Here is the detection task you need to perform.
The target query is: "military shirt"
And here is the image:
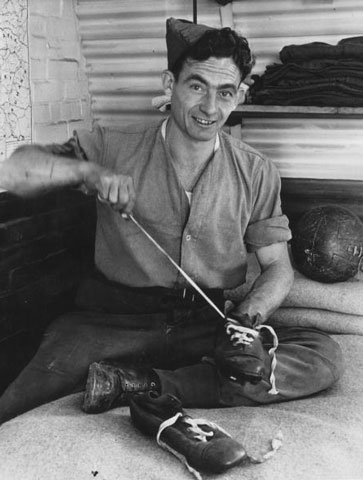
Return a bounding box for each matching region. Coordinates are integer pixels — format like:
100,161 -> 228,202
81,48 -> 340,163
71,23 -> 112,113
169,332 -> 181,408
75,119 -> 291,289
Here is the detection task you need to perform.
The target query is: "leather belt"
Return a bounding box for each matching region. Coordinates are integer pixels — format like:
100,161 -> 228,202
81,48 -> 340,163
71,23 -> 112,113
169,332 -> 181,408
139,286 -> 224,305
106,281 -> 224,305
91,270 -> 224,306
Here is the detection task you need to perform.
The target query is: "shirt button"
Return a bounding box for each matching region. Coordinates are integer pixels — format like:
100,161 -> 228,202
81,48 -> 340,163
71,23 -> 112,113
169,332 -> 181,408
186,234 -> 191,241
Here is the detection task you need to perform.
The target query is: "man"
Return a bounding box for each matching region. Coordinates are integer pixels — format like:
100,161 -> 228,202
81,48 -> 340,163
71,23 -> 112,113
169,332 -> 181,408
0,19 -> 343,425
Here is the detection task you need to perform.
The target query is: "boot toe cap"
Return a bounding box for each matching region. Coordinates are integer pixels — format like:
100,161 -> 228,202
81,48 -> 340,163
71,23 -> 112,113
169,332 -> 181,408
200,437 -> 247,472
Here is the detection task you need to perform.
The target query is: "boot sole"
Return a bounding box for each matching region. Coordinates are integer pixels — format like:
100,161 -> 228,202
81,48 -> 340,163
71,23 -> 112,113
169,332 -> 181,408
82,362 -> 108,413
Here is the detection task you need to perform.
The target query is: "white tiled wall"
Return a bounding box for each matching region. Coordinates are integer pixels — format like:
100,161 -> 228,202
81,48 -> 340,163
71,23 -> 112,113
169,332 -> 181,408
29,0 -> 92,144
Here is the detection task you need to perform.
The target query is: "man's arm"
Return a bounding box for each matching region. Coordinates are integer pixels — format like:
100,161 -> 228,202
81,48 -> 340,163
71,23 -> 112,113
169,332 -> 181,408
0,145 -> 135,213
229,242 -> 294,325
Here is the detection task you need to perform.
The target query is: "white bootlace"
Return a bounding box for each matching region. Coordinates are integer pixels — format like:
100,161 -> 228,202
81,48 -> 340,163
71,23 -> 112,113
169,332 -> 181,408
157,413 -> 222,444
156,411 -> 282,479
225,322 -> 259,345
226,320 -> 279,395
156,412 -> 228,480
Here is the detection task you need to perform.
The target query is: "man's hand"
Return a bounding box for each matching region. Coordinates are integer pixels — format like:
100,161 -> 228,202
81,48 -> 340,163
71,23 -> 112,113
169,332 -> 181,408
80,163 -> 136,214
224,300 -> 261,328
0,145 -> 136,211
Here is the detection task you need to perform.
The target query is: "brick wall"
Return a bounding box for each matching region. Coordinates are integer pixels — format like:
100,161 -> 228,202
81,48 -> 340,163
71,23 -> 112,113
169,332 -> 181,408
0,190 -> 96,393
29,0 -> 92,143
0,1 -> 94,392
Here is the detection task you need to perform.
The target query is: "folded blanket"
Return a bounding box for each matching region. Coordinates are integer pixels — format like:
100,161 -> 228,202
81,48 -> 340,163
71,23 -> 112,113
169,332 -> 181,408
282,275 -> 363,316
268,307 -> 363,335
1,335 -> 362,480
227,253 -> 363,316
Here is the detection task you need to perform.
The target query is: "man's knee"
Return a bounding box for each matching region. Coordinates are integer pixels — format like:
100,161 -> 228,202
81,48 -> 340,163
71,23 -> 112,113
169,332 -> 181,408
216,331 -> 345,406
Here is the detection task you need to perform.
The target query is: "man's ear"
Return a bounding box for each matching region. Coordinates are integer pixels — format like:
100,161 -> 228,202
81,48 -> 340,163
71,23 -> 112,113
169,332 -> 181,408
162,70 -> 175,96
237,82 -> 249,106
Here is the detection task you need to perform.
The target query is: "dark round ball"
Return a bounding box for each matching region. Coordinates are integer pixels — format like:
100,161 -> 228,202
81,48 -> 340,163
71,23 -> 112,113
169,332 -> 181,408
291,205 -> 363,283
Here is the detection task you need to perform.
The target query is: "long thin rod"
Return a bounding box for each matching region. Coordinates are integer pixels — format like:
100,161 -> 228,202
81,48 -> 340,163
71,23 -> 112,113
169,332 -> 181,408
128,214 -> 225,319
193,0 -> 197,23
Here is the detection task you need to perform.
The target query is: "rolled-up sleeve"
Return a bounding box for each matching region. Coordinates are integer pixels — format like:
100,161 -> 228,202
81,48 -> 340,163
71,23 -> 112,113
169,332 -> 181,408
245,215 -> 291,252
245,157 -> 291,251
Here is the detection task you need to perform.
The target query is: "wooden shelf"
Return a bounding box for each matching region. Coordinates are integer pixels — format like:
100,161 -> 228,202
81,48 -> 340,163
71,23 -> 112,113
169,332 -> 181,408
229,105 -> 363,120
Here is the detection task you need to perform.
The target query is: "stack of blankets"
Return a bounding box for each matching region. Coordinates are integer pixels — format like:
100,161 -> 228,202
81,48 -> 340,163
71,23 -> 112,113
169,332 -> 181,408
249,36 -> 363,107
227,252 -> 363,335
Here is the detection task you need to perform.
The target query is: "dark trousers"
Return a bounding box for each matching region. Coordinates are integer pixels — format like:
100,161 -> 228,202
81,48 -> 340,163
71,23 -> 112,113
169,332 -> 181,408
0,275 -> 344,424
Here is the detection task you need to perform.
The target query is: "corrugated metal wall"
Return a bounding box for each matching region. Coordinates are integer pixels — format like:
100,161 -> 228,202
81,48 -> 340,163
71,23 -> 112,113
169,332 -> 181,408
75,0 -> 221,125
231,0 -> 361,75
230,0 -> 363,180
75,0 -> 363,180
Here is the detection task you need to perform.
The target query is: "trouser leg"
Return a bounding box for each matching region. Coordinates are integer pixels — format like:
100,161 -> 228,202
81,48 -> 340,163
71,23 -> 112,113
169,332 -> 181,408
157,327 -> 344,407
155,306 -> 221,407
0,311 -> 167,424
0,302 -> 344,419
157,363 -> 221,407
0,304 -> 221,423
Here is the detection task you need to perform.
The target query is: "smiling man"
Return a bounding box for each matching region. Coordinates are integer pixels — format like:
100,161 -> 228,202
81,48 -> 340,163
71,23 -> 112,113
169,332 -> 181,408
165,56 -> 240,140
0,18 -> 343,431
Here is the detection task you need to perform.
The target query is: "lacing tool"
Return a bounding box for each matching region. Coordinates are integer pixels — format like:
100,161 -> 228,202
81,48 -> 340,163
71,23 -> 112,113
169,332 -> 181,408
125,213 -> 226,319
122,212 -> 279,394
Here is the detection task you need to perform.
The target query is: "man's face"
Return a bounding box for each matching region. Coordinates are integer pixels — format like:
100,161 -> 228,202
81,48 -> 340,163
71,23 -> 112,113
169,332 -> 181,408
165,56 -> 242,143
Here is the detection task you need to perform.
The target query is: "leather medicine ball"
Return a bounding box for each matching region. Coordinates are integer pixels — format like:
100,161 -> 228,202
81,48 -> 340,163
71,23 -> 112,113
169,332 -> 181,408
291,205 -> 363,283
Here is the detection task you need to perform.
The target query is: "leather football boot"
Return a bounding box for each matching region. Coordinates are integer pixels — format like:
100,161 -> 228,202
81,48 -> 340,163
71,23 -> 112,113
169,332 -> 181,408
214,314 -> 270,384
82,362 -> 160,414
129,391 -> 247,475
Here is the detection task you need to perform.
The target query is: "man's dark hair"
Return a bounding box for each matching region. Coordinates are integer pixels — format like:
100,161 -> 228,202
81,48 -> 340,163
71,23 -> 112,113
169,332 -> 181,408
170,27 -> 254,82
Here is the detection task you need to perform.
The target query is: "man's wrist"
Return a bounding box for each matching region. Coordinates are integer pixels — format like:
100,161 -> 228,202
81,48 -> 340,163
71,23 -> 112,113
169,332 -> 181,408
78,161 -> 101,192
227,306 -> 264,328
